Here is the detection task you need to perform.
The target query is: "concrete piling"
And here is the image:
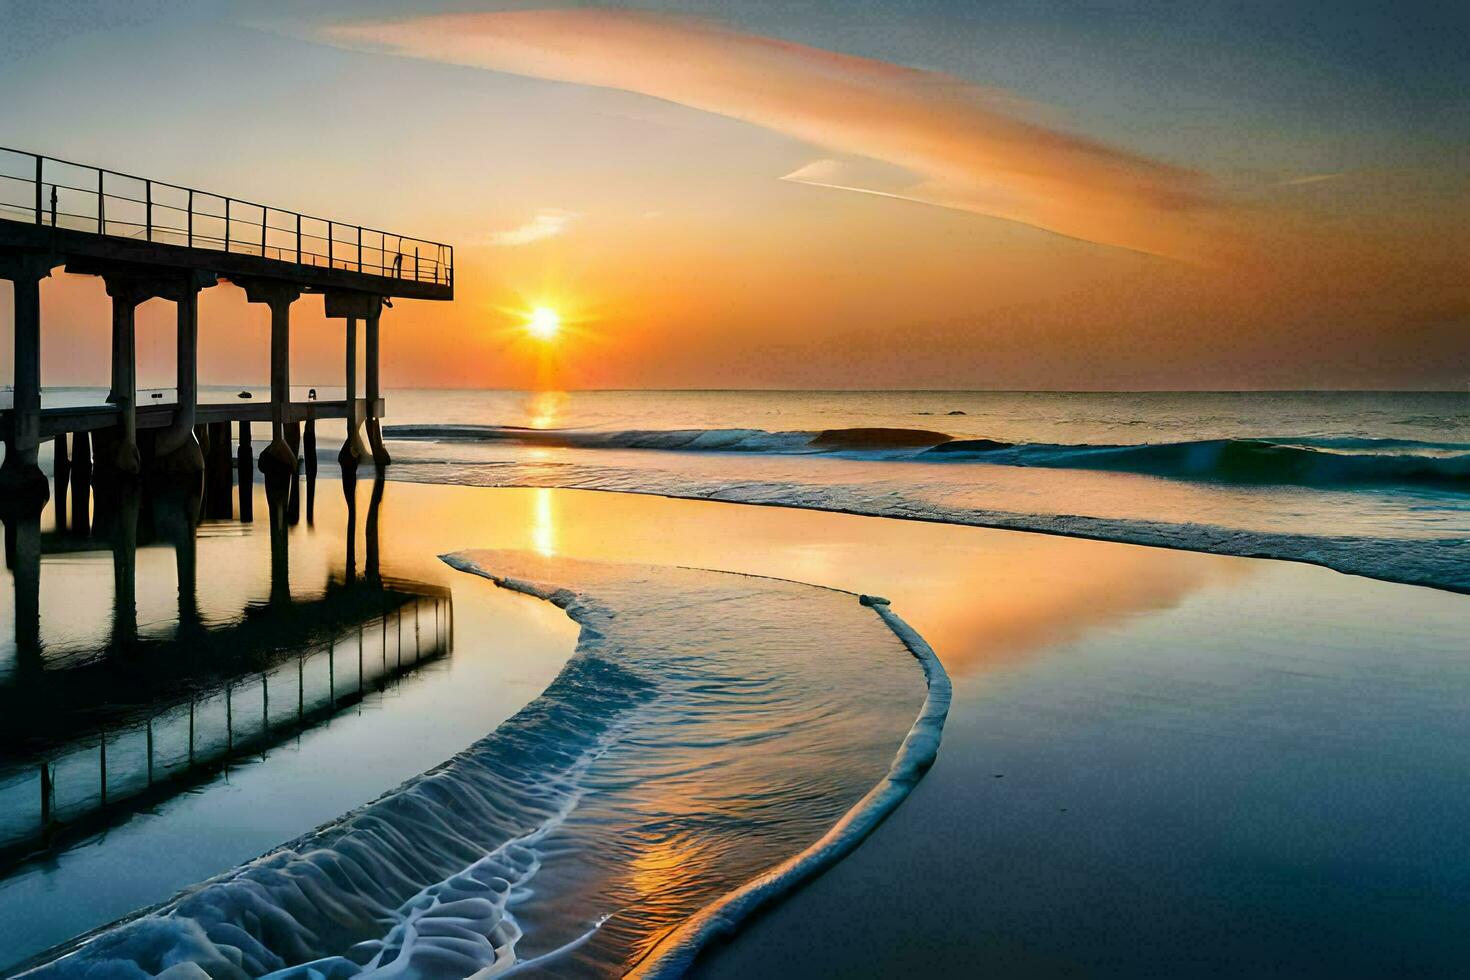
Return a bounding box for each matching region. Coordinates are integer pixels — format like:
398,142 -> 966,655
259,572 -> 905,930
237,421 -> 255,523
206,420 -> 233,519
284,421 -> 302,526
53,434 -> 70,533
70,430 -> 92,535
0,254 -> 52,505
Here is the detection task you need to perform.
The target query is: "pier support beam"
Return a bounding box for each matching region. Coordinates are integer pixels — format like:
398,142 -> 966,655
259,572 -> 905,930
323,291 -> 374,466
205,420 -> 233,519
102,280 -> 144,478
0,251 -> 55,507
237,421 -> 255,523
70,430 -> 92,535
365,304 -> 390,467
240,279 -> 303,484
342,316 -> 370,464
67,261 -> 218,481
154,271 -> 217,477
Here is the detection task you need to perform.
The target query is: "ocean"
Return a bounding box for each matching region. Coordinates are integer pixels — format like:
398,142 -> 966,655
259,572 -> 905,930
372,389 -> 1469,591
6,388 -> 1468,975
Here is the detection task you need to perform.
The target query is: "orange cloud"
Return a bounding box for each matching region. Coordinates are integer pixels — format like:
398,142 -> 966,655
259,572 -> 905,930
326,9 -> 1236,262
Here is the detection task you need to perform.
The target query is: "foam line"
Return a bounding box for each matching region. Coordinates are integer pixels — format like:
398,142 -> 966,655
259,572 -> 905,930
627,596 -> 952,978
385,424 -> 1470,491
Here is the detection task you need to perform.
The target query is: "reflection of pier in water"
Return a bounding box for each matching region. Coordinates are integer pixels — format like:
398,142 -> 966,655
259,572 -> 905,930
0,461 -> 455,865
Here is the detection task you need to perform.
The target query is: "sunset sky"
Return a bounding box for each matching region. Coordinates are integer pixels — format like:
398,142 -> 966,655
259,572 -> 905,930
1,0 -> 1466,390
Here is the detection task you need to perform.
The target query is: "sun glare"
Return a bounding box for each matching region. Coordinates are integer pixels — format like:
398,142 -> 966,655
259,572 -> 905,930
527,306 -> 561,340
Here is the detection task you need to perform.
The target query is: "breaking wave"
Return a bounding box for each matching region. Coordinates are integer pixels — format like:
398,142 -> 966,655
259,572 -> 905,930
385,425 -> 1469,492
924,436 -> 1470,490
20,554 -> 942,978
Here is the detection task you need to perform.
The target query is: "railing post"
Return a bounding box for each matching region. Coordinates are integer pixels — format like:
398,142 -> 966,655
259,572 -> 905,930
224,198 -> 231,252
414,247 -> 419,282
357,225 -> 362,272
50,186 -> 57,227
145,180 -> 152,241
261,206 -> 268,257
187,189 -> 194,247
33,155 -> 42,224
98,170 -> 105,233
327,220 -> 334,269
296,213 -> 302,264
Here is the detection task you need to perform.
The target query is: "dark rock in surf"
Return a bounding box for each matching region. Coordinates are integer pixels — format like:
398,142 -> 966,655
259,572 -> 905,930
924,438 -> 1014,454
810,428 -> 952,450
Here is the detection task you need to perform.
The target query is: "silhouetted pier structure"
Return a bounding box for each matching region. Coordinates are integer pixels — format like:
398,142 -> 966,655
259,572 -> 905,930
0,145 -> 454,505
0,466 -> 455,865
0,587 -> 451,863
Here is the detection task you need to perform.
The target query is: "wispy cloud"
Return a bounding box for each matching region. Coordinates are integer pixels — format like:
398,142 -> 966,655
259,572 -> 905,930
482,209 -> 580,246
1276,172 -> 1347,187
325,10 -> 1237,262
781,159 -> 955,211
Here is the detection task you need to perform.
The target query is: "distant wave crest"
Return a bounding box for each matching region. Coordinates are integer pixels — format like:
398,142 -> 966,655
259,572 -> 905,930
385,425 -> 1469,492
924,436 -> 1470,489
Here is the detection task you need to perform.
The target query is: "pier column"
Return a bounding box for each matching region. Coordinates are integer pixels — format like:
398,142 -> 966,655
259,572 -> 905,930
70,430 -> 92,534
154,271 -> 216,476
0,251 -> 54,505
240,280 -> 303,482
340,316 -> 370,464
323,291 -> 374,465
365,304 -> 390,467
237,421 -> 255,523
205,420 -> 233,519
53,434 -> 70,533
102,279 -> 145,477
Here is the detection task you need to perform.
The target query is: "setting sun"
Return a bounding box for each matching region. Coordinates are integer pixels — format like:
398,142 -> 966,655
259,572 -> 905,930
527,306 -> 561,341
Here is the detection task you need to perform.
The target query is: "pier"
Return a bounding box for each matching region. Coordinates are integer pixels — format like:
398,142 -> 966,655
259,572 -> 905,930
0,459 -> 455,863
0,146 -> 454,503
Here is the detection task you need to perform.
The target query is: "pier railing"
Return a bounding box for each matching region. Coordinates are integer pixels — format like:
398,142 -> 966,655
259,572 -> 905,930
0,147 -> 453,287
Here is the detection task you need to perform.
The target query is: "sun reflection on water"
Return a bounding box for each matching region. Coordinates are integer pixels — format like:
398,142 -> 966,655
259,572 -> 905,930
526,390 -> 567,430
533,487 -> 558,557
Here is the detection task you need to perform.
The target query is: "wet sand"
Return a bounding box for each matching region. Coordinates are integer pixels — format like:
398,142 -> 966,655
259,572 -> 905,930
356,485 -> 1470,977
263,484 -> 1470,975
6,481 -> 1466,974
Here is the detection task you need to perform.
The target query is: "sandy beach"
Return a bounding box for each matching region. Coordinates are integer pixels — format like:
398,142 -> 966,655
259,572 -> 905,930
4,464 -> 1469,976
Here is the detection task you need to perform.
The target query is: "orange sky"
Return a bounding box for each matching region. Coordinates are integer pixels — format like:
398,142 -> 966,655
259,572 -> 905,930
2,4 -> 1466,390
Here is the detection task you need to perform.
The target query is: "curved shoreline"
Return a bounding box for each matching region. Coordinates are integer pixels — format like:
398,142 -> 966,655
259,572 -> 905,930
19,548 -> 944,978
448,558 -> 953,979
627,598 -> 952,979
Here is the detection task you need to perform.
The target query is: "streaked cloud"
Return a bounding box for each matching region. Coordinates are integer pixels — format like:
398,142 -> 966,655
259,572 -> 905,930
1278,173 -> 1348,187
325,10 -> 1236,262
781,158 -> 954,211
482,209 -> 580,246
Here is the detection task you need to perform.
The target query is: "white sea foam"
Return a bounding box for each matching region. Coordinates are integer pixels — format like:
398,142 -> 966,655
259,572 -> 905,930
20,554 -> 942,978
628,599 -> 951,978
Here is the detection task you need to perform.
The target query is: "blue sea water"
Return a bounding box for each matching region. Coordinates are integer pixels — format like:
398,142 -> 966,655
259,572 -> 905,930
376,389 -> 1470,591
